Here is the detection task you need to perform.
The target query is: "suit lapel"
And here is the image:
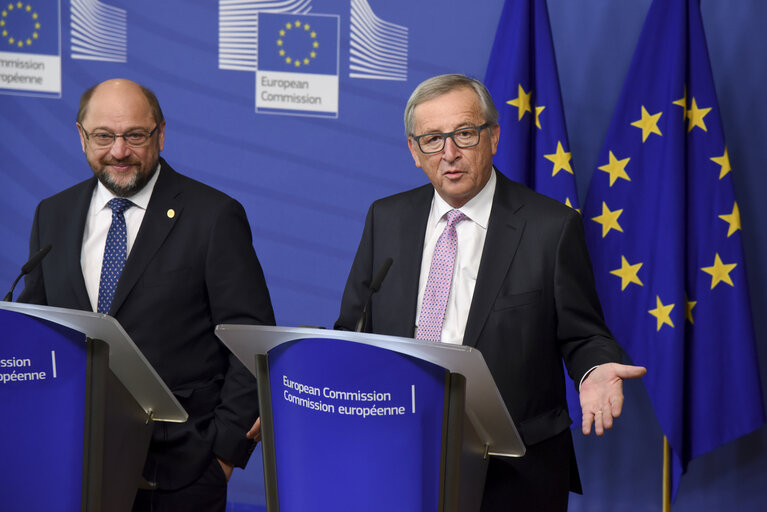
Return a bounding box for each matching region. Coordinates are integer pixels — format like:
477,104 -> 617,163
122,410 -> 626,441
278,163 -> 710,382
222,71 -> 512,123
396,185 -> 432,335
463,172 -> 526,348
67,179 -> 98,310
109,162 -> 182,315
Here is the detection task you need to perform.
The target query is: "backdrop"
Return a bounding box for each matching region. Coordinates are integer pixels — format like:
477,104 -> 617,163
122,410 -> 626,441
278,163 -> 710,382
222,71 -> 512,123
1,1 -> 765,510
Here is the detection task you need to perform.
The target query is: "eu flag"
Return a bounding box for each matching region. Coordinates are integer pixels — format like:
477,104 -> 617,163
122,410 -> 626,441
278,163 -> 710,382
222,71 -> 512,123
485,0 -> 584,428
582,0 -> 765,498
484,0 -> 579,210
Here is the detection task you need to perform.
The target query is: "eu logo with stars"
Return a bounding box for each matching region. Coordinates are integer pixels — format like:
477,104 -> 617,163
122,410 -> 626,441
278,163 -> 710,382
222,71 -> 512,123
1,1 -> 56,55
256,12 -> 340,118
0,0 -> 61,97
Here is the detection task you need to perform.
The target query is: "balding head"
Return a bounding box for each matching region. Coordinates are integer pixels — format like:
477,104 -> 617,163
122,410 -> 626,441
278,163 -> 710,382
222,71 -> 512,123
77,79 -> 164,125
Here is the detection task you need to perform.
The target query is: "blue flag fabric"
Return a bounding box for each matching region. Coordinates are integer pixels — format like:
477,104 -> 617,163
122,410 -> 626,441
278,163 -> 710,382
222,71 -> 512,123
582,0 -> 765,498
484,0 -> 584,427
484,0 -> 579,210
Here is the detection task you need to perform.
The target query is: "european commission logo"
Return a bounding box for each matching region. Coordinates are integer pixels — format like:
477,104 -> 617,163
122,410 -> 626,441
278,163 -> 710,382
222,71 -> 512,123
349,0 -> 407,81
218,0 -> 408,117
256,12 -> 339,117
0,0 -> 61,97
70,0 -> 127,63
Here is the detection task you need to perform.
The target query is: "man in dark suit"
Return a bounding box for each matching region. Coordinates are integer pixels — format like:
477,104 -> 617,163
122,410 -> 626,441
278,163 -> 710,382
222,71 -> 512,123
18,78 -> 275,511
335,74 -> 646,510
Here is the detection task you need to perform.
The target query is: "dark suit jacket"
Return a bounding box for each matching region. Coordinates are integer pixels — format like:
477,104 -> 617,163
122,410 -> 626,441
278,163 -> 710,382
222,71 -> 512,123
19,159 -> 275,490
336,170 -> 622,508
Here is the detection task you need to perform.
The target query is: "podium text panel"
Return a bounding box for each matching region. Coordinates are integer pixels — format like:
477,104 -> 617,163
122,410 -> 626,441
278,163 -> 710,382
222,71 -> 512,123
268,337 -> 447,512
0,309 -> 86,511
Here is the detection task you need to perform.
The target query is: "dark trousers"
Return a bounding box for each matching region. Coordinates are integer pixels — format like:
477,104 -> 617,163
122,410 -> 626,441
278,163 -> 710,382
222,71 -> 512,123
132,457 -> 228,512
480,429 -> 575,511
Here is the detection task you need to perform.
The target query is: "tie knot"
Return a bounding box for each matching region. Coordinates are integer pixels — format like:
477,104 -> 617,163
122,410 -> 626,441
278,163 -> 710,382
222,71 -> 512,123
445,209 -> 466,227
108,198 -> 133,215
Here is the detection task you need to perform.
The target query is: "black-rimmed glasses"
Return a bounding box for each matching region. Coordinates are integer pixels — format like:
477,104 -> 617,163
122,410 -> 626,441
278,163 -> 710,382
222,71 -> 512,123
81,125 -> 159,147
412,123 -> 490,154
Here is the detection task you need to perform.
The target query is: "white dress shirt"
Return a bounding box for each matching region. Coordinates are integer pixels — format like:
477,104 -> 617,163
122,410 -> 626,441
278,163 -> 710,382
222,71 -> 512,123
415,170 -> 496,345
80,164 -> 161,312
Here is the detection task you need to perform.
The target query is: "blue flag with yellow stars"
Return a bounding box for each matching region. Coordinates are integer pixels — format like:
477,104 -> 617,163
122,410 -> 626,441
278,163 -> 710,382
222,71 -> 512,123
484,0 -> 579,210
484,0 -> 584,428
582,0 -> 765,498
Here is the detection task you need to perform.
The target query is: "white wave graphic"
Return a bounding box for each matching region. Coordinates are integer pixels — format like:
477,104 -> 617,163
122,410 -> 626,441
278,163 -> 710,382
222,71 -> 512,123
349,0 -> 407,81
70,0 -> 127,63
219,0 -> 312,71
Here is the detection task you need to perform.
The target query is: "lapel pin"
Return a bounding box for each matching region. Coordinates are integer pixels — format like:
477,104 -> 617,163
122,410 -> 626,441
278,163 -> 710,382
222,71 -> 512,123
167,209 -> 175,219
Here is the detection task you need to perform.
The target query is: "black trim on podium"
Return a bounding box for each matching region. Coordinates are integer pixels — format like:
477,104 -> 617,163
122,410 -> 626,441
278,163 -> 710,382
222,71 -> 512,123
256,353 -> 280,511
82,339 -> 155,511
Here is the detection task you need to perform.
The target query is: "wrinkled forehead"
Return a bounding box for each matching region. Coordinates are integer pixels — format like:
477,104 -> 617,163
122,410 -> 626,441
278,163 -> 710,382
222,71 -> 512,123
412,88 -> 484,132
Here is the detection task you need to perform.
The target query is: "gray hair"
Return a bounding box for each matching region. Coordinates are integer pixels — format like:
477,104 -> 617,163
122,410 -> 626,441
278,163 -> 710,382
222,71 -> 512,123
404,74 -> 499,137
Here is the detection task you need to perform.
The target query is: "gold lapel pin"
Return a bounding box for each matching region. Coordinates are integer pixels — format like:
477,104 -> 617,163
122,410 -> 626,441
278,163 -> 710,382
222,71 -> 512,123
167,209 -> 175,219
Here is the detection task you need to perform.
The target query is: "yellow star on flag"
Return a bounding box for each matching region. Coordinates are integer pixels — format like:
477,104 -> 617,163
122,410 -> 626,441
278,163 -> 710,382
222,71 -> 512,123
686,97 -> 711,132
535,105 -> 545,129
543,141 -> 573,177
610,255 -> 643,291
673,87 -> 687,119
631,106 -> 663,142
711,147 -> 731,179
701,253 -> 737,289
718,202 -> 741,237
598,151 -> 631,186
649,296 -> 675,331
591,202 -> 624,238
506,84 -> 532,121
564,197 -> 580,213
686,298 -> 697,324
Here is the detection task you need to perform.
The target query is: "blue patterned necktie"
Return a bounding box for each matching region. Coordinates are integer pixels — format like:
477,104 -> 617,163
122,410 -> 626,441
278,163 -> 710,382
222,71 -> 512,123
416,209 -> 466,341
97,198 -> 134,314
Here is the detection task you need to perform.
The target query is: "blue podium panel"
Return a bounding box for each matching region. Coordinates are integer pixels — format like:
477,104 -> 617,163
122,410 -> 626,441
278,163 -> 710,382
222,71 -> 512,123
0,309 -> 86,511
268,337 -> 447,512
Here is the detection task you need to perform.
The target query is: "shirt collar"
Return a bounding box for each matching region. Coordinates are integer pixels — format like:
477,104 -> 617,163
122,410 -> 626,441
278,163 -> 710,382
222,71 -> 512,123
94,162 -> 162,211
431,168 -> 496,229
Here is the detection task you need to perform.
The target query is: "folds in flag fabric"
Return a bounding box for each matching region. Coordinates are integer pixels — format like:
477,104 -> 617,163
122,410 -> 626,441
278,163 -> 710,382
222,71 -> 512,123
582,0 -> 765,498
484,0 -> 585,428
484,0 -> 579,210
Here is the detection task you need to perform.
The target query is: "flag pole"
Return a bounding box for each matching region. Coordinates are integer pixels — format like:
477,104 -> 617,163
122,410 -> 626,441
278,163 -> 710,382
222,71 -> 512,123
662,436 -> 671,512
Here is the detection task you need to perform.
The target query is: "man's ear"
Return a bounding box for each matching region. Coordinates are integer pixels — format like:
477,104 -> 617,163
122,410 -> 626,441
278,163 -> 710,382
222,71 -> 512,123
157,120 -> 166,152
489,123 -> 501,155
76,123 -> 87,153
407,138 -> 423,168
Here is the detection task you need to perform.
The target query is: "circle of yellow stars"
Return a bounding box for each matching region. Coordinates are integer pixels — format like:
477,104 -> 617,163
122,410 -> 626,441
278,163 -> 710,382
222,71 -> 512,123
276,20 -> 319,68
1,2 -> 41,49
591,84 -> 743,333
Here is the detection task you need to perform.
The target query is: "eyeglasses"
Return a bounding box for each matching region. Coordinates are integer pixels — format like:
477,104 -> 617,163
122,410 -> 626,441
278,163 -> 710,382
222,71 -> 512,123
81,125 -> 159,148
412,123 -> 490,154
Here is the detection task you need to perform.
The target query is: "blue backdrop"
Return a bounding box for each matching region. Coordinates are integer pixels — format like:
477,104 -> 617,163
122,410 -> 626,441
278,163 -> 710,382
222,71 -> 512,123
1,1 -> 765,510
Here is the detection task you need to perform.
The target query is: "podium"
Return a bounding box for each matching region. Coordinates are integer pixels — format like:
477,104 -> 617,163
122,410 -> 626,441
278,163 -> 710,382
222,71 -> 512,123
0,302 -> 187,512
216,325 -> 524,512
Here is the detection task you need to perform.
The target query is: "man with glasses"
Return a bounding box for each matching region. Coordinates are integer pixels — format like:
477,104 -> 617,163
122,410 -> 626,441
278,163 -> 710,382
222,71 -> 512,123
19,78 -> 275,511
336,74 -> 645,510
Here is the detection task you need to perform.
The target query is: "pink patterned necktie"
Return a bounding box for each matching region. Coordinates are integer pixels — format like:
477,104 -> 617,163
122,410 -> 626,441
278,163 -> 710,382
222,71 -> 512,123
416,209 -> 466,341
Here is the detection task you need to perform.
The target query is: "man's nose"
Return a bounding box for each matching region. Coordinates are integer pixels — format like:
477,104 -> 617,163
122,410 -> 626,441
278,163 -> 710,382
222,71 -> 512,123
442,136 -> 461,161
109,136 -> 131,159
